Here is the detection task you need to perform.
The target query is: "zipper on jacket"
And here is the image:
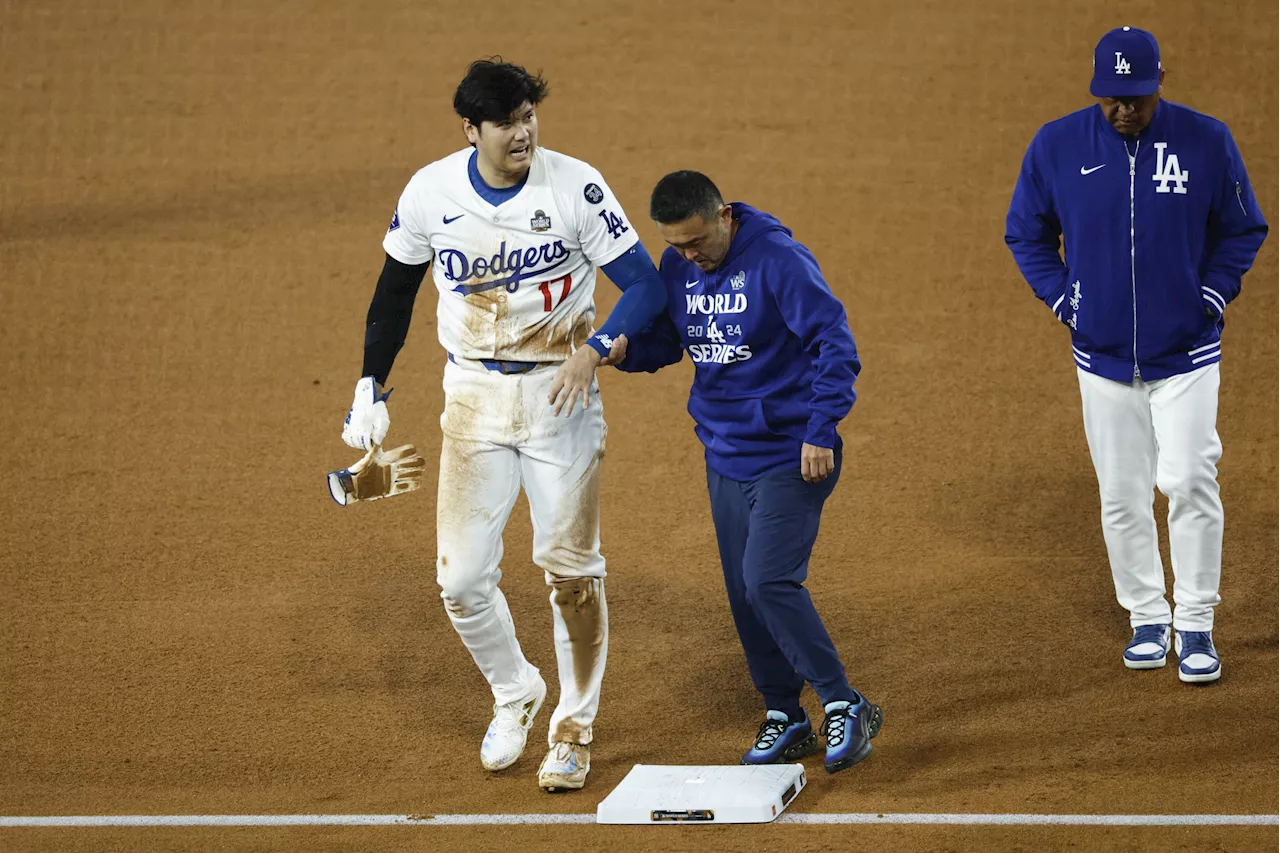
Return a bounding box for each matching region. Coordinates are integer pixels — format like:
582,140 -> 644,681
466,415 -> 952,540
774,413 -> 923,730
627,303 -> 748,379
1235,181 -> 1247,216
1126,139 -> 1140,380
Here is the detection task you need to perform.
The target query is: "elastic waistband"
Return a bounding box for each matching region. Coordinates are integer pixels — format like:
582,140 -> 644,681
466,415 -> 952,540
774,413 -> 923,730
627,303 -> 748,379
448,353 -> 540,374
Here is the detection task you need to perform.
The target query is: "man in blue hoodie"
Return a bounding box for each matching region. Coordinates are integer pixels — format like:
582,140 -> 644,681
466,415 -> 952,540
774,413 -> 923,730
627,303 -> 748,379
601,171 -> 881,773
1006,27 -> 1267,684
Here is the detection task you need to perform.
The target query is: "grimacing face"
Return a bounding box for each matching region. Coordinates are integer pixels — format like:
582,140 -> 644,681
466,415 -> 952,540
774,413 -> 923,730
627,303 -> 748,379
1097,69 -> 1165,135
657,205 -> 737,272
464,101 -> 537,185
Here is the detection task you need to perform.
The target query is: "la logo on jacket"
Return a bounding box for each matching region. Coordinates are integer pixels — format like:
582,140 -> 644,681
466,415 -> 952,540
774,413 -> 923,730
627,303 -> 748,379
1153,143 -> 1189,194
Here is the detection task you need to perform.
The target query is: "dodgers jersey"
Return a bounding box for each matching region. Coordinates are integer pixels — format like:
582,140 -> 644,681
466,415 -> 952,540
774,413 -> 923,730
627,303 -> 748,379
383,147 -> 640,364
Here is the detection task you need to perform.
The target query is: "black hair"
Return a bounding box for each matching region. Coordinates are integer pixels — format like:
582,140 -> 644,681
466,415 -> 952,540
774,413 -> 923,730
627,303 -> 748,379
453,58 -> 549,126
650,171 -> 724,223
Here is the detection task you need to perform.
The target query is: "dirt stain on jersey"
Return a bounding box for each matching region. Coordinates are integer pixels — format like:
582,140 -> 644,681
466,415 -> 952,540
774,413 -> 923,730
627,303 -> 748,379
460,281 -> 502,354
498,307 -> 593,362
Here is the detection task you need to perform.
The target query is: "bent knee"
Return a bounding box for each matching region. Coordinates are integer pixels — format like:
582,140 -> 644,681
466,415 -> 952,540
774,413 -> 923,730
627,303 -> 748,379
437,557 -> 496,617
1156,469 -> 1219,502
537,544 -> 604,578
549,576 -> 604,609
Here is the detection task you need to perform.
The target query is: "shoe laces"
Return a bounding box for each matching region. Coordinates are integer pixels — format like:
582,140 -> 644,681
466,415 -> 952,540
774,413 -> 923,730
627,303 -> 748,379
1179,631 -> 1215,654
490,697 -> 534,733
821,709 -> 850,747
1132,624 -> 1168,646
752,718 -> 790,750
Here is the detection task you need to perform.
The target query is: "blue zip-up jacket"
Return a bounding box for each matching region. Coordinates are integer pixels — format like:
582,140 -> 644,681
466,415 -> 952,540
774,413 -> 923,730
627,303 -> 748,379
1006,101 -> 1267,381
616,203 -> 859,481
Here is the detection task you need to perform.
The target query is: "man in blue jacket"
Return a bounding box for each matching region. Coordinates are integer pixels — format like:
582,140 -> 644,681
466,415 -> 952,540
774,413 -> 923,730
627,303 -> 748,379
1005,27 -> 1267,683
601,170 -> 882,773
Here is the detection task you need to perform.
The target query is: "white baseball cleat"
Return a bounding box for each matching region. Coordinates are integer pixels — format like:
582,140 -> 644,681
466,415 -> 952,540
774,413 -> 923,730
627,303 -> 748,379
480,676 -> 547,771
538,742 -> 591,792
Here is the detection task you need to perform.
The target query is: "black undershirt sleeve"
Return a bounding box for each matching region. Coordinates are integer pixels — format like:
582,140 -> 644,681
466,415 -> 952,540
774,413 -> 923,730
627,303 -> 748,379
361,253 -> 429,385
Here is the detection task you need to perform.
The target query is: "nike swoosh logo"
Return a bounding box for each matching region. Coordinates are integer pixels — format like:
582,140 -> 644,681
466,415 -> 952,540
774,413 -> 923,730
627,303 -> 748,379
684,280 -> 699,289
1080,164 -> 1106,175
443,214 -> 465,224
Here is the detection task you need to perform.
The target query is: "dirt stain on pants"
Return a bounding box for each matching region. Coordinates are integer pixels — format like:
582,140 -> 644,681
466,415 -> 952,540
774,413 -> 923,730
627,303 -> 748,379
550,576 -> 607,743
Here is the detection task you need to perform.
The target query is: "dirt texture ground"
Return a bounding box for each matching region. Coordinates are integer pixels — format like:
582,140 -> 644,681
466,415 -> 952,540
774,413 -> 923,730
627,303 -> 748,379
1,0 -> 1276,851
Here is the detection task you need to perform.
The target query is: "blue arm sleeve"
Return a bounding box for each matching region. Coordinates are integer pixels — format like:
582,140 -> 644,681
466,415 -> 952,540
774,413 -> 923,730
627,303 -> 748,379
769,248 -> 860,448
587,242 -> 668,356
1005,132 -> 1072,318
1200,126 -> 1269,316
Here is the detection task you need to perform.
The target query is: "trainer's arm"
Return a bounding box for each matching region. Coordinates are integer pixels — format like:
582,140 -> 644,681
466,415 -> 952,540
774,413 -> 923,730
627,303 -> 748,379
614,312 -> 685,373
362,253 -> 429,386
770,249 -> 859,449
1005,132 -> 1072,318
585,242 -> 669,358
1200,126 -> 1269,317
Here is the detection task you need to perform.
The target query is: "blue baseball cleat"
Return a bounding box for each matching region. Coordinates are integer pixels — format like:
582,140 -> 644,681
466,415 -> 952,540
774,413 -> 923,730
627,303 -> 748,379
1175,630 -> 1221,684
741,710 -> 819,765
821,694 -> 884,774
1124,624 -> 1171,669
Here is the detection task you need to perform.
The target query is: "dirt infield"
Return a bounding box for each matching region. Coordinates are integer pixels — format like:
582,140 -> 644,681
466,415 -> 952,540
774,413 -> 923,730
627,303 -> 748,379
1,1 -> 1276,851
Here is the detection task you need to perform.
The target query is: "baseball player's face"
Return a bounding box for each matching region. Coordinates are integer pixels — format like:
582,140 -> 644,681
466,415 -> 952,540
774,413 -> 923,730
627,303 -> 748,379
657,205 -> 737,272
465,101 -> 538,183
1097,69 -> 1164,135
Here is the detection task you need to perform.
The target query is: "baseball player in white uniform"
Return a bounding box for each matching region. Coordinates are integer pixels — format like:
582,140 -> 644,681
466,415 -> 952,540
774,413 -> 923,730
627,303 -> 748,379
341,59 -> 666,791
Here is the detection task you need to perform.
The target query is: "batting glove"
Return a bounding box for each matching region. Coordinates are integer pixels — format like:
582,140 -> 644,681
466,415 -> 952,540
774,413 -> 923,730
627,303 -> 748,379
342,376 -> 391,450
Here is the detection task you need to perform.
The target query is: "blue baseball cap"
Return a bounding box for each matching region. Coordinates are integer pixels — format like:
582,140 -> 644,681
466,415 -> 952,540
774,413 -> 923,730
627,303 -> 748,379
1090,27 -> 1162,97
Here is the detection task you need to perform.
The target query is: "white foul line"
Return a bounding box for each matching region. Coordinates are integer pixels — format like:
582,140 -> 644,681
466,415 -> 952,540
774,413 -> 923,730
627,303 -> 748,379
0,813 -> 1276,827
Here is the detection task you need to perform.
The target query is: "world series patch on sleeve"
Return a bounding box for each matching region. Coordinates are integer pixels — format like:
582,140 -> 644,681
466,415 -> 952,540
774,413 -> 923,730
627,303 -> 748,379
327,444 -> 425,506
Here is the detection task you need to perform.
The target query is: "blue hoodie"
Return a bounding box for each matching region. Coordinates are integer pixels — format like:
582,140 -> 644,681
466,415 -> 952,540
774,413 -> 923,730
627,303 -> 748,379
1006,101 -> 1267,381
616,203 -> 859,481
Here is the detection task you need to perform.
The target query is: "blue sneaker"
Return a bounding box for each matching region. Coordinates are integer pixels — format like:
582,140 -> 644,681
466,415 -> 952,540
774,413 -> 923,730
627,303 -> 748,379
821,694 -> 884,774
741,710 -> 818,765
1175,631 -> 1221,684
1123,624 -> 1171,670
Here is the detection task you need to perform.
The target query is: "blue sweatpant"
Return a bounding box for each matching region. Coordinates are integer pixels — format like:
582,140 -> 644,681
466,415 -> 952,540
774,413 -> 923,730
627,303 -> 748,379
706,444 -> 856,712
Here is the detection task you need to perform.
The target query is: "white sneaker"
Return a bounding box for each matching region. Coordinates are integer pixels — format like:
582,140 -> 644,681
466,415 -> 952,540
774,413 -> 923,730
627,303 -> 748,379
480,676 -> 547,771
538,741 -> 590,792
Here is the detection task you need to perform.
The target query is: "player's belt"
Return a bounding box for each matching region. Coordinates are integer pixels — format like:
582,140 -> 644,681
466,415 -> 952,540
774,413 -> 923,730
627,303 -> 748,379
448,353 -> 540,374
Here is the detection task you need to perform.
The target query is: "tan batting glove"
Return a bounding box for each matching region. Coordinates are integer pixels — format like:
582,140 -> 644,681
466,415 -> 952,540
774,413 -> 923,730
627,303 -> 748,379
327,443 -> 426,506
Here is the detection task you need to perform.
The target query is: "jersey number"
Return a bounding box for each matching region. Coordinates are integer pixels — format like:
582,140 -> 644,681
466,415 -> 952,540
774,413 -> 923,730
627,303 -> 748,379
597,210 -> 629,240
539,274 -> 572,312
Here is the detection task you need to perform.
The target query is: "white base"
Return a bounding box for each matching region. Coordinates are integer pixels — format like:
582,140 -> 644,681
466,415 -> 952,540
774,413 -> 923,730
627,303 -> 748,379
595,764 -> 806,825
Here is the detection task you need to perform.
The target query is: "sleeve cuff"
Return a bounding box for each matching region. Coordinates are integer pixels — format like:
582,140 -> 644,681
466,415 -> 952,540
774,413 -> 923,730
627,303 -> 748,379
585,334 -> 612,357
1201,285 -> 1227,316
804,420 -> 838,449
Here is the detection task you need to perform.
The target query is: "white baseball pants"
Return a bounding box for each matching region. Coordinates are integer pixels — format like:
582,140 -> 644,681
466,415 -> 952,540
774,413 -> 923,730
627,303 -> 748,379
1077,363 -> 1223,631
435,357 -> 607,746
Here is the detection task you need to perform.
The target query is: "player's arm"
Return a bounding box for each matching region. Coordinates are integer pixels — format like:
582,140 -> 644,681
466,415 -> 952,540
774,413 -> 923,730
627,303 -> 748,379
1004,131 -> 1072,320
341,253 -> 428,450
609,249 -> 684,372
1199,125 -> 1269,318
342,189 -> 433,450
769,248 -> 860,452
363,253 -> 429,386
584,244 -> 669,357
